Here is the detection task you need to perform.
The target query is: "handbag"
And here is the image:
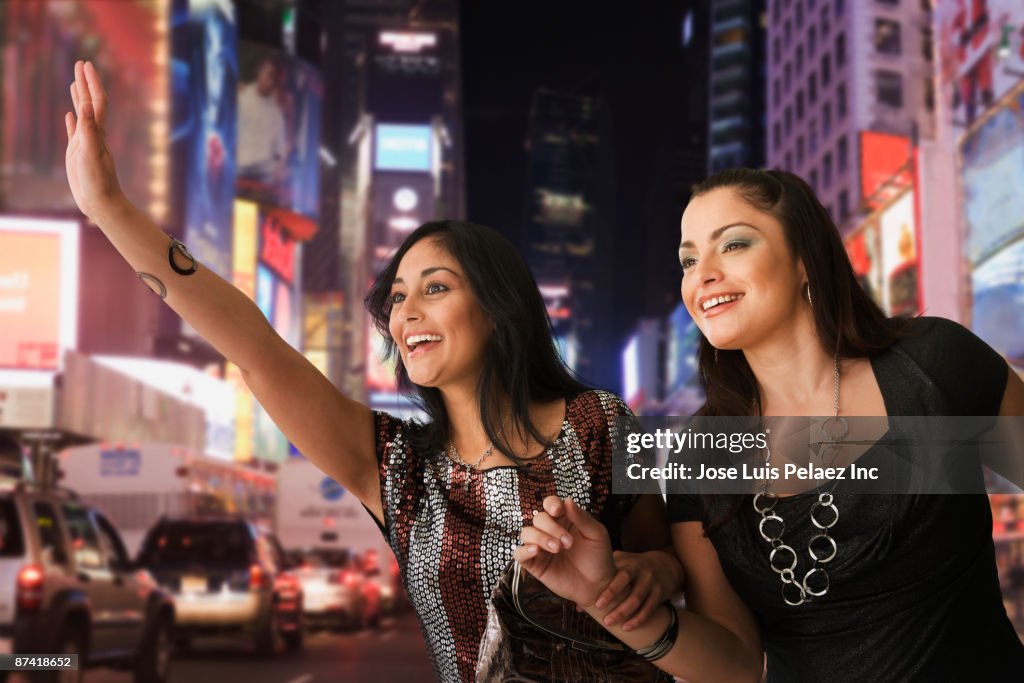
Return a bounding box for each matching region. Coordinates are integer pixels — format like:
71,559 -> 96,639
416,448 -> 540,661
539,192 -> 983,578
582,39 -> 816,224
475,560 -> 675,682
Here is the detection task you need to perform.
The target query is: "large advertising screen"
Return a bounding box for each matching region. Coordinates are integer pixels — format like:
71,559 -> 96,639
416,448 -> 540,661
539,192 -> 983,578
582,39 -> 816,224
367,30 -> 444,123
667,303 -> 699,393
936,0 -> 1024,128
960,88 -> 1024,267
844,218 -> 884,307
0,217 -> 79,370
374,124 -> 432,172
971,238 -> 1024,364
860,132 -> 913,210
235,41 -> 322,218
0,1 -> 165,214
171,0 -> 238,281
879,190 -> 920,317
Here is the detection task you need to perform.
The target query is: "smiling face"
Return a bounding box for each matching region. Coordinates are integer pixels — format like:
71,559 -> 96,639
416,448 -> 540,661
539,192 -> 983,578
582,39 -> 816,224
387,237 -> 493,389
679,187 -> 808,350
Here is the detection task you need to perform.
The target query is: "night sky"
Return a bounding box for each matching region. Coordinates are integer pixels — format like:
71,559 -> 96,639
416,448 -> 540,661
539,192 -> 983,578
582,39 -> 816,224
460,1 -> 704,386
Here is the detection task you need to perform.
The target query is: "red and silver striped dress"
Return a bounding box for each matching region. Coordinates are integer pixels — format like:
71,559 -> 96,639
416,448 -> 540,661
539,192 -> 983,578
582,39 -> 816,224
373,390 -> 642,682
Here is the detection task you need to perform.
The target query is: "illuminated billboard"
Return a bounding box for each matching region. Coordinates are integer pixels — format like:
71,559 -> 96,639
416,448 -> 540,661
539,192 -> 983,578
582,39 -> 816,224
667,303 -> 700,393
0,1 -> 166,216
171,0 -> 238,281
374,124 -> 432,172
960,87 -> 1024,267
879,191 -> 920,316
844,218 -> 884,307
236,41 -> 322,218
0,217 -> 79,370
366,321 -> 398,393
860,131 -> 913,210
936,0 -> 1024,128
971,238 -> 1024,364
368,30 -> 444,122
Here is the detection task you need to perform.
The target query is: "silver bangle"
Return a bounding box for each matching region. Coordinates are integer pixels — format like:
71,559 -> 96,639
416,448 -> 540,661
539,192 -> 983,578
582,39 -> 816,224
136,272 -> 167,299
635,603 -> 678,662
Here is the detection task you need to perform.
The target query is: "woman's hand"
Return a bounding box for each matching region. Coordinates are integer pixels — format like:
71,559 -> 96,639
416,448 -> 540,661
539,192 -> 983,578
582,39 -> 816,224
65,60 -> 125,220
592,549 -> 685,630
513,496 -> 617,608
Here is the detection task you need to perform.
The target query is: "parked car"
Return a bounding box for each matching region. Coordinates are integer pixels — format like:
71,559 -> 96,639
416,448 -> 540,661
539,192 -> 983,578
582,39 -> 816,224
0,480 -> 175,683
292,549 -> 380,631
136,517 -> 302,655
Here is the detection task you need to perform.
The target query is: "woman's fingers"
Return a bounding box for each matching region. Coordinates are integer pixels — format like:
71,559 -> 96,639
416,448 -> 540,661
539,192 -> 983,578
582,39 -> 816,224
70,82 -> 80,118
83,61 -> 107,125
513,543 -> 541,565
593,568 -> 632,609
65,112 -> 75,141
73,60 -> 94,120
522,523 -> 566,553
541,495 -> 565,518
621,590 -> 663,632
530,510 -> 573,549
563,498 -> 608,542
603,570 -> 653,627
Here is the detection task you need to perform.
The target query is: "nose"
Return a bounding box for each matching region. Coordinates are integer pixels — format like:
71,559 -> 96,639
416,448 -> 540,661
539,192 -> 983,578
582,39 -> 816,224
690,253 -> 722,286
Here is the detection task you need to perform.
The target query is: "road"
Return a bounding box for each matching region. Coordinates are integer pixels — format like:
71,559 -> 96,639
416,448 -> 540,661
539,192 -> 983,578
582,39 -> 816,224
75,614 -> 435,683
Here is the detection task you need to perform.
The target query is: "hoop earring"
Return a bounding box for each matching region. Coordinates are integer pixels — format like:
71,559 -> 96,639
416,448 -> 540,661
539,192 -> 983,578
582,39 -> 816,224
804,282 -> 813,307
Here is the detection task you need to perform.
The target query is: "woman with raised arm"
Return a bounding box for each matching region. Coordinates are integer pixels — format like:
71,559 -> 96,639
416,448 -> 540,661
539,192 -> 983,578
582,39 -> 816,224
519,168 -> 1024,682
64,60 -> 684,682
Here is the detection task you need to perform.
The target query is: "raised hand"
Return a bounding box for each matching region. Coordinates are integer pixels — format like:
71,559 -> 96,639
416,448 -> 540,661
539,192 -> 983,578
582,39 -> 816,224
65,60 -> 124,220
513,496 -> 618,608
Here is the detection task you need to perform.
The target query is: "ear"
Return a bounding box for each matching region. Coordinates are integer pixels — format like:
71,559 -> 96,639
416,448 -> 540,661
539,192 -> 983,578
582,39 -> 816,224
796,259 -> 808,285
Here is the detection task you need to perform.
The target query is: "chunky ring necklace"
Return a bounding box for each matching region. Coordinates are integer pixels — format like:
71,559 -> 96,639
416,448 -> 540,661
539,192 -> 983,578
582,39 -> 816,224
752,354 -> 847,606
446,440 -> 495,492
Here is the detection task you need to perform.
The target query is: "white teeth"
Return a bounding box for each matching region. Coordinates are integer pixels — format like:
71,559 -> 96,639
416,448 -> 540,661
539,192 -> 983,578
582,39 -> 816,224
701,294 -> 742,311
406,334 -> 444,347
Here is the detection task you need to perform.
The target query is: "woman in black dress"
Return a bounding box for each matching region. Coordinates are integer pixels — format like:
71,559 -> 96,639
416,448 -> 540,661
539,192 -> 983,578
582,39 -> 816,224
517,168 -> 1024,682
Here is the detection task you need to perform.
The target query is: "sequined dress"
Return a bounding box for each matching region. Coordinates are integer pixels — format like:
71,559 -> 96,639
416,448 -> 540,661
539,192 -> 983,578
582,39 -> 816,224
372,390 -> 642,682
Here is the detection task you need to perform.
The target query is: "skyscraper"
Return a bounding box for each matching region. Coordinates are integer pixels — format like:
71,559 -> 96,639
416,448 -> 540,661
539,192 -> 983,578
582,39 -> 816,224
708,0 -> 767,171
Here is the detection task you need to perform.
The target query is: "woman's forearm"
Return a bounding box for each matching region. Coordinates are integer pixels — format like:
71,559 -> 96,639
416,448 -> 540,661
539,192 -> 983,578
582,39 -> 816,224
582,601 -> 762,683
91,196 -> 278,373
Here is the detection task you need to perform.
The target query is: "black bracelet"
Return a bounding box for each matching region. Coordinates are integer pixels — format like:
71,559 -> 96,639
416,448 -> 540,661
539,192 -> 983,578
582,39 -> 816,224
635,603 -> 678,662
168,237 -> 198,275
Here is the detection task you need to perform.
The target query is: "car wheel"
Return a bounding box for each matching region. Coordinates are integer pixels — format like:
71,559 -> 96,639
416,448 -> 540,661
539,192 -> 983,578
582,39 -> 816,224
282,627 -> 303,652
38,624 -> 86,683
134,612 -> 173,683
253,607 -> 280,656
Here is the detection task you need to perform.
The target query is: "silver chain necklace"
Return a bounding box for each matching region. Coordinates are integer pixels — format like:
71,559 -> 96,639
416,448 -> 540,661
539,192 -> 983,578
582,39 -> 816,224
752,354 -> 847,606
446,440 -> 495,492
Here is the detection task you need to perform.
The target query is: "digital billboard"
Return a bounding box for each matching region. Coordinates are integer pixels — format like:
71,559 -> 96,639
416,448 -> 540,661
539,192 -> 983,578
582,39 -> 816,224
171,0 -> 238,281
366,321 -> 398,393
236,41 -> 322,218
0,217 -> 79,370
879,191 -> 920,316
367,30 -> 444,123
844,218 -> 883,307
971,238 -> 1024,365
0,1 -> 165,214
860,131 -> 913,210
666,303 -> 700,393
374,124 -> 432,172
960,87 -> 1024,267
936,0 -> 1024,128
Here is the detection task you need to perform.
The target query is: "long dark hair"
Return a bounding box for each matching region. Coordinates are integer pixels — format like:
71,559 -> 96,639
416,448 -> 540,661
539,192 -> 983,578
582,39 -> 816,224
365,220 -> 588,462
687,169 -> 908,532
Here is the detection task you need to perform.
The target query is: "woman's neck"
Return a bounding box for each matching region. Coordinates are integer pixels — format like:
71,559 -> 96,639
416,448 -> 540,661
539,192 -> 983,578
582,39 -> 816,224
743,320 -> 836,416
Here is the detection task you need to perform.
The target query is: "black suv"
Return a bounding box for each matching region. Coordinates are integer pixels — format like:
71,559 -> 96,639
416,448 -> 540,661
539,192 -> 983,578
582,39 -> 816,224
137,517 -> 303,654
0,482 -> 175,683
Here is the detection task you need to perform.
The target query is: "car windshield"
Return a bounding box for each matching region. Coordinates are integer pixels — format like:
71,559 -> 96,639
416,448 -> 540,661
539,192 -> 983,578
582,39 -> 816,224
139,521 -> 251,567
0,498 -> 24,557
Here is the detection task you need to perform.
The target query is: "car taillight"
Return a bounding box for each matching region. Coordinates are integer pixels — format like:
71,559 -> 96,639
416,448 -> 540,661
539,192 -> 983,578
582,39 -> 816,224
344,570 -> 359,587
17,564 -> 44,612
249,564 -> 265,590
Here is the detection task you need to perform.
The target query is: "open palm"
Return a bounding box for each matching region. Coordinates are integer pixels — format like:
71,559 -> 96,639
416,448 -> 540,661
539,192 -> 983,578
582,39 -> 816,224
64,60 -> 123,220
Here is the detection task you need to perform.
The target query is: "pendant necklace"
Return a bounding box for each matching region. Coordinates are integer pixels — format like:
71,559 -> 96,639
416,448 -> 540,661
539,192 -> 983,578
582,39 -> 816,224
446,440 -> 495,492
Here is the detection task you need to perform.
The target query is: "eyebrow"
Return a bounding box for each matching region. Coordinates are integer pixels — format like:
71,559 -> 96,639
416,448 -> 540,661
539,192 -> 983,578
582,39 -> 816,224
392,266 -> 462,285
679,222 -> 761,251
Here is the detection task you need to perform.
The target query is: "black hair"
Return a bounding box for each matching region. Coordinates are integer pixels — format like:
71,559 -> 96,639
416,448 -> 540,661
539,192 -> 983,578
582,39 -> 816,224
365,220 -> 588,462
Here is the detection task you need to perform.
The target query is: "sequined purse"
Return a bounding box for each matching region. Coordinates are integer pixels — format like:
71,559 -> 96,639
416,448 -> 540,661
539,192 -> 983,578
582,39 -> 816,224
475,561 -> 673,682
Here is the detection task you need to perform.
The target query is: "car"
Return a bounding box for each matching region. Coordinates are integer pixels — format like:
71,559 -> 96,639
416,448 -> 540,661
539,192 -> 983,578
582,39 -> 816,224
136,517 -> 302,655
292,549 -> 380,631
0,479 -> 175,683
